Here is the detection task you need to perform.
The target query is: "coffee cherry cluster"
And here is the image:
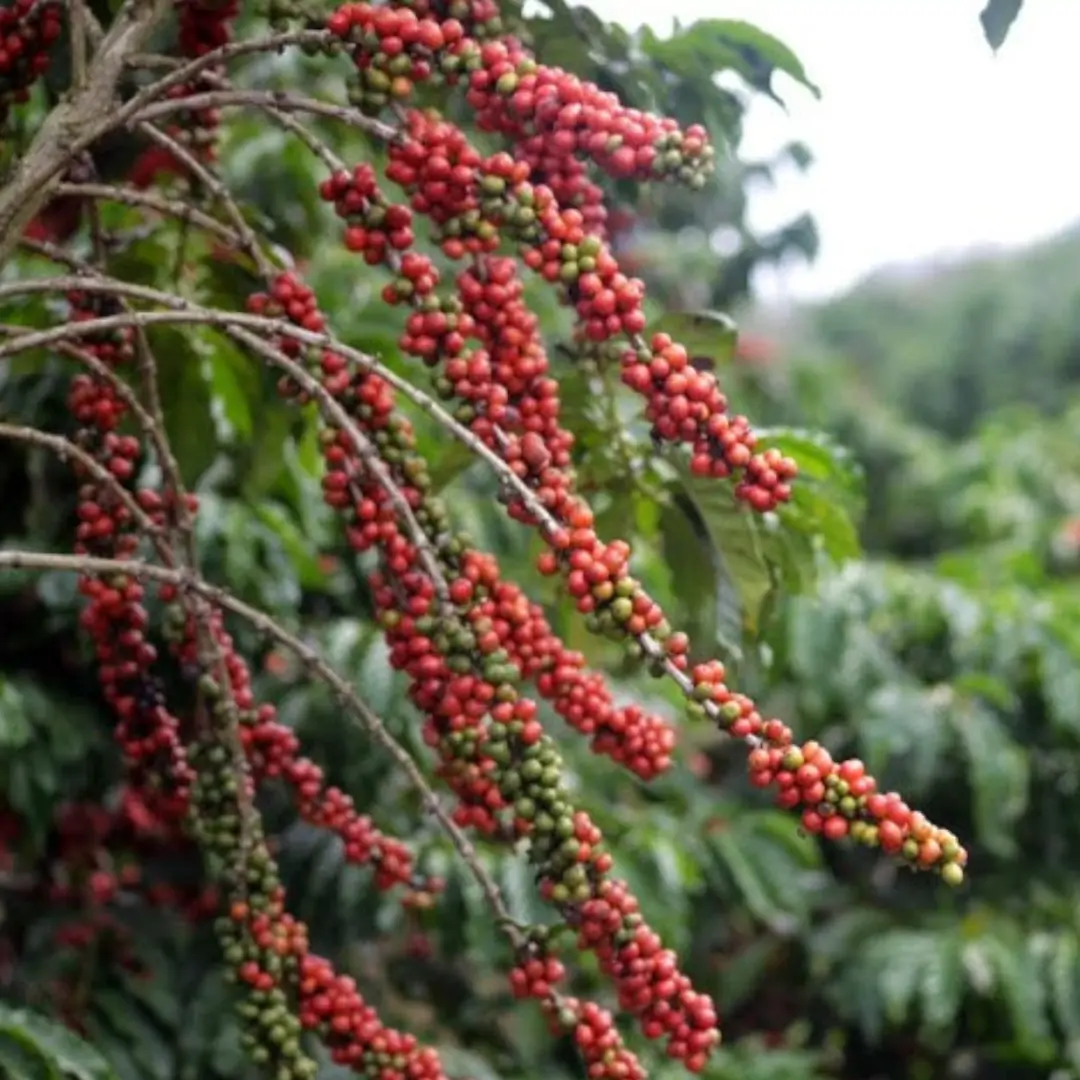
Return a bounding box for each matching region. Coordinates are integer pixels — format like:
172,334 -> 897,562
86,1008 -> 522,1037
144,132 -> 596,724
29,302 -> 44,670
621,332 -> 797,508
327,2 -> 713,188
328,3 -> 458,114
175,600 -> 426,894
170,0 -> 241,167
187,707 -> 319,1080
318,160 -> 679,780
319,164 -> 417,270
185,662 -> 441,1079
294,952 -> 445,1077
387,109 -> 499,255
746,735 -> 967,883
398,0 -> 504,42
319,125 -> 966,883
510,949 -> 647,1080
0,793 -> 222,1035
64,293 -> 312,1075
465,39 -> 714,188
309,64 -> 965,923
498,174 -> 791,507
309,105 -> 969,883
372,591 -> 720,1067
317,147 -> 677,770
325,12 -> 777,503
466,556 -> 676,779
24,2 -> 972,1074
369,103 -> 789,510
65,292 -> 194,824
248,269 -> 720,1065
258,246 -> 966,889
61,284 -> 451,1078
177,0 -> 238,56
47,789 -> 207,912
0,0 -> 61,126
677,660 -> 966,883
48,806 -> 215,1022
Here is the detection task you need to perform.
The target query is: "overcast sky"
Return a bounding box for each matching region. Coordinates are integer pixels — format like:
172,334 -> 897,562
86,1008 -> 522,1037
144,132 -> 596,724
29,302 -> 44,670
580,0 -> 1080,301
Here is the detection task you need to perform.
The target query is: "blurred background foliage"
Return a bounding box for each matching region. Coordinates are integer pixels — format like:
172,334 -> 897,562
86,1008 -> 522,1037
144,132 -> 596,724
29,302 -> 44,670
1,1 -> 1077,1080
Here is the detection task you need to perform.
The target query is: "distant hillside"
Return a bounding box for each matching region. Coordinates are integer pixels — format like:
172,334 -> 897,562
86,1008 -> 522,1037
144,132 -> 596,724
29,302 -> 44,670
772,221 -> 1080,439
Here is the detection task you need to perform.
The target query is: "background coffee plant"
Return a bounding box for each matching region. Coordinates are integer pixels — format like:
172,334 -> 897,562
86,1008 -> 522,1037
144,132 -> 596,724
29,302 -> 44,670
0,1 -> 1069,1079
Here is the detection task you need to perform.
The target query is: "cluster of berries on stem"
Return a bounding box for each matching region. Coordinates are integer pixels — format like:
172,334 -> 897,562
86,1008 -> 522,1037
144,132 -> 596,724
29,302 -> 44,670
155,0 -> 240,174
62,287 -> 449,1079
0,0 -> 61,127
306,13 -> 968,884
248,267 -> 722,1068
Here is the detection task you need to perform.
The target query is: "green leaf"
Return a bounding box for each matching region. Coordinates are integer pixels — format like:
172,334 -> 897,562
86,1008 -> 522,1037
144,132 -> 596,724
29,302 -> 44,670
253,502 -> 325,590
979,931 -> 1053,1049
918,933 -> 965,1039
710,829 -> 796,933
716,937 -> 779,1014
204,339 -> 260,441
437,1047 -> 504,1080
949,698 -> 1028,857
665,428 -> 862,639
425,439 -> 477,492
669,468 -> 815,638
1048,934 -> 1080,1038
147,328 -> 220,487
646,310 -> 737,368
980,0 -> 1024,50
686,481 -> 773,638
0,678 -> 33,749
439,866 -> 472,959
660,488 -> 723,651
649,19 -> 820,104
1040,636 -> 1080,734
810,909 -> 892,973
91,992 -> 173,1080
0,1006 -> 116,1080
0,1032 -> 58,1080
778,484 -> 861,568
708,19 -> 820,98
499,855 -> 549,927
873,932 -> 929,1026
239,405 -> 297,501
758,427 -> 864,564
860,684 -> 953,797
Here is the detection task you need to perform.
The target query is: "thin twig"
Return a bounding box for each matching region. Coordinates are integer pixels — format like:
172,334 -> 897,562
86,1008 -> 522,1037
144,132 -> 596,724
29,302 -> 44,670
133,123 -> 276,279
68,0 -> 89,89
55,182 -> 244,249
130,88 -> 398,142
115,31 -> 332,130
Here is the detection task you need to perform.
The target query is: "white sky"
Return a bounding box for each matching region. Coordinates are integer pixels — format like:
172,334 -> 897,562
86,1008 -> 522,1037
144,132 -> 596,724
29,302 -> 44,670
581,0 -> 1080,301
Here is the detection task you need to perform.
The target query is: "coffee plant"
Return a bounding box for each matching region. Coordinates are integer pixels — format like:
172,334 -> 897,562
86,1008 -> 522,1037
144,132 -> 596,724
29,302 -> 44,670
0,2 -> 990,1079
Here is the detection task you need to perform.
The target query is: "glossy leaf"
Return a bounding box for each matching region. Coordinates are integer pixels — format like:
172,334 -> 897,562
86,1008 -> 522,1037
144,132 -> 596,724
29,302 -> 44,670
0,1007 -> 117,1080
950,698 -> 1029,857
643,19 -> 820,104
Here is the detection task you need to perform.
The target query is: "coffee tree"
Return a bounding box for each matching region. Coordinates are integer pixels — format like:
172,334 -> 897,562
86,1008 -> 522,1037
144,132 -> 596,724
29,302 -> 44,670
0,2 -> 968,1078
